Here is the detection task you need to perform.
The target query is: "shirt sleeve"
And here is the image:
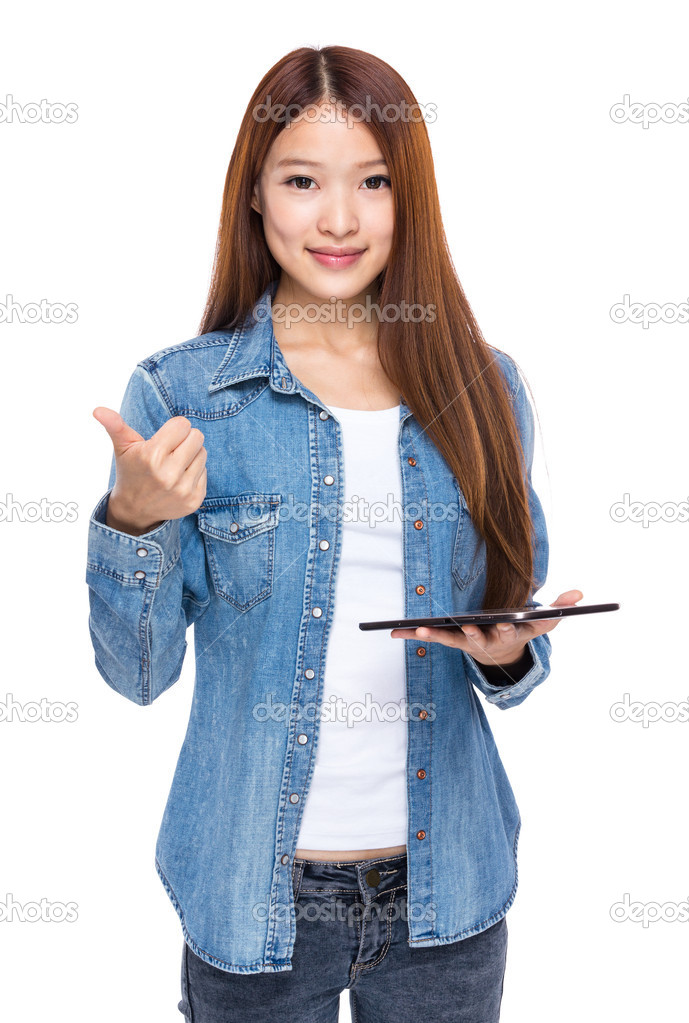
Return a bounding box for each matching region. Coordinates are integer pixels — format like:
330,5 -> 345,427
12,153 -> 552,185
85,364 -> 210,706
464,356 -> 552,709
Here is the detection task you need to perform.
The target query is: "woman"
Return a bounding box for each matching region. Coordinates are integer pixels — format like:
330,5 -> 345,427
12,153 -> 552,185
86,44 -> 581,1023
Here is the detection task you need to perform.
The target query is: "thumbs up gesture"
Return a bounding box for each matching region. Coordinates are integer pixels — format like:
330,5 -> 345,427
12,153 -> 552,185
92,407 -> 207,536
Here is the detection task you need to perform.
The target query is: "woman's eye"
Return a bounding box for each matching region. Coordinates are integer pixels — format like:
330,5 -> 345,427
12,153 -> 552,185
363,175 -> 391,190
286,176 -> 314,190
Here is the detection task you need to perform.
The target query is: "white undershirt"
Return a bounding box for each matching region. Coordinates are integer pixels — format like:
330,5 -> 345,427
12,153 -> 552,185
296,404 -> 408,849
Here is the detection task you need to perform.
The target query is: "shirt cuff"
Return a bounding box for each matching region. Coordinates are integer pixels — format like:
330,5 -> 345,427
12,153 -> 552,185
470,643 -> 534,686
87,489 -> 180,587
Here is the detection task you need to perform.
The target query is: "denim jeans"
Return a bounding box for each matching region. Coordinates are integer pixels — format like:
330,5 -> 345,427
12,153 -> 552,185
177,852 -> 508,1022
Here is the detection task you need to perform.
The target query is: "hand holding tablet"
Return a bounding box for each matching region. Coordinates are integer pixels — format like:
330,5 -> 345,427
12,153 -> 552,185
360,590 -> 617,671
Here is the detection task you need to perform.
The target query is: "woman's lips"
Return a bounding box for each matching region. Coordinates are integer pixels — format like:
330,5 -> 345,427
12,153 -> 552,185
307,249 -> 365,268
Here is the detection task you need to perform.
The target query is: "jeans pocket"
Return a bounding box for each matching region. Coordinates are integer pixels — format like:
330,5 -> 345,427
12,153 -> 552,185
197,493 -> 282,611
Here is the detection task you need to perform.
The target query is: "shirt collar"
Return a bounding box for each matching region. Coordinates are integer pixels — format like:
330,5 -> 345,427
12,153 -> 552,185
207,278 -> 410,415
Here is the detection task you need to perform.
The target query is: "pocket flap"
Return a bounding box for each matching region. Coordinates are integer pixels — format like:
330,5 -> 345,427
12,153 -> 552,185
197,494 -> 282,542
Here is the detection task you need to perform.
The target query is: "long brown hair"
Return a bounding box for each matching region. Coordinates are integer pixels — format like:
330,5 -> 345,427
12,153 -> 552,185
199,45 -> 539,610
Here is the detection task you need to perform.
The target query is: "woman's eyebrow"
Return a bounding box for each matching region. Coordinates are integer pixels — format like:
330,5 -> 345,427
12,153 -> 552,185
275,157 -> 389,169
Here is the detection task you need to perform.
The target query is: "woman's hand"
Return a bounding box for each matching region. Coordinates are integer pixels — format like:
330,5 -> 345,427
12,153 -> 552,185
390,590 -> 584,668
92,406 -> 207,535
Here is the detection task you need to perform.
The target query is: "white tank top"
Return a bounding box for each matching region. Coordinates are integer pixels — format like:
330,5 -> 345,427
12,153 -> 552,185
296,403 -> 408,849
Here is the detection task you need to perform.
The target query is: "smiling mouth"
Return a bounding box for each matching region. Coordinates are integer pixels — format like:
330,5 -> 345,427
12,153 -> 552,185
307,248 -> 365,256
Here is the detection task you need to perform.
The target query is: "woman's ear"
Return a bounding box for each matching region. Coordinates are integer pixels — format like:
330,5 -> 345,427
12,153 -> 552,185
251,180 -> 262,216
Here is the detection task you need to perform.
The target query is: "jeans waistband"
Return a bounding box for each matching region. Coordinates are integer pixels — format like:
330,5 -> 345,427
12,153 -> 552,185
292,851 -> 407,903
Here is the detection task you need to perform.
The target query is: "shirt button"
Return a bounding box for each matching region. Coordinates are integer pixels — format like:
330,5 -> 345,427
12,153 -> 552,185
416,646 -> 426,657
134,570 -> 146,580
281,854 -> 289,864
323,475 -> 334,486
319,410 -> 329,420
312,607 -> 323,618
416,769 -> 427,779
415,584 -> 425,595
414,520 -> 424,530
297,733 -> 308,744
365,868 -> 381,887
319,539 -> 330,550
289,793 -> 300,804
136,547 -> 148,557
229,522 -> 239,533
418,709 -> 428,719
416,830 -> 426,840
304,669 -> 315,679
407,457 -> 416,466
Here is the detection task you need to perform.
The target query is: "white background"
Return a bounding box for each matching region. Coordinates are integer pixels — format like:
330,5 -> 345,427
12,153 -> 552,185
1,1 -> 687,1020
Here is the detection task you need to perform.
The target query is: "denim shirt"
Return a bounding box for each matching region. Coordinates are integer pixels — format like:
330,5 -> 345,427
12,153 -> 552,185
85,280 -> 551,975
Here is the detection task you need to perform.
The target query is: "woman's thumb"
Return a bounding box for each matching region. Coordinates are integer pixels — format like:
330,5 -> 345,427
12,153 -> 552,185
92,406 -> 145,453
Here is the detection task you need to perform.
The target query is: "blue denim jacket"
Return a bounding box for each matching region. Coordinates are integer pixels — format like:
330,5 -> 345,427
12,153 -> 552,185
85,280 -> 551,975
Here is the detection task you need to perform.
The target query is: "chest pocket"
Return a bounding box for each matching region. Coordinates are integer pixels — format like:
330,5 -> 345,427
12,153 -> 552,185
451,481 -> 487,590
197,494 -> 282,611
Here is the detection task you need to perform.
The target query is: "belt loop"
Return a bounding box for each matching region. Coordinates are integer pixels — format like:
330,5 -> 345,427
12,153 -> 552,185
292,859 -> 304,901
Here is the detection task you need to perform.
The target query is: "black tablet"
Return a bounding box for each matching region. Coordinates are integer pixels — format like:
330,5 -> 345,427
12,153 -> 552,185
358,602 -> 620,631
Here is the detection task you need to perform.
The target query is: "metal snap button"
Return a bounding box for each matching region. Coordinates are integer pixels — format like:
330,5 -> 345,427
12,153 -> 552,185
136,547 -> 148,557
229,522 -> 239,533
304,669 -> 315,679
289,793 -> 300,804
365,868 -> 381,887
311,607 -> 323,618
297,734 -> 308,744
134,570 -> 146,580
319,539 -> 330,550
323,475 -> 334,485
319,410 -> 329,420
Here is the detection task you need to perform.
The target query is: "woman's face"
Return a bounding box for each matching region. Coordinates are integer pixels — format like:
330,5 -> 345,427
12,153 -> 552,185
251,105 -> 394,302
